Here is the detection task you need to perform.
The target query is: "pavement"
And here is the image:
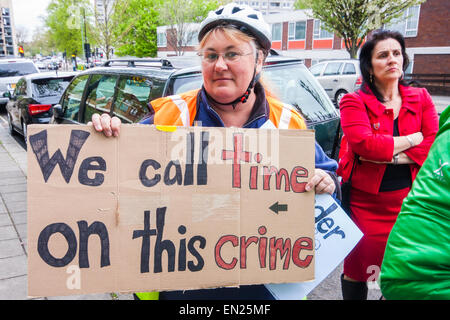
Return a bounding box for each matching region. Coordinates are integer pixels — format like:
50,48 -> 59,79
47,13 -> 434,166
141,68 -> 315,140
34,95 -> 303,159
0,95 -> 448,300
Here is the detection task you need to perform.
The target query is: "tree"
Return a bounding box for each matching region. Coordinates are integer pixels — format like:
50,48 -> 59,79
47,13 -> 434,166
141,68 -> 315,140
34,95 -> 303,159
88,0 -> 125,60
113,0 -> 163,58
19,28 -> 53,57
87,0 -> 163,59
15,26 -> 28,46
159,0 -> 229,56
45,0 -> 92,57
294,0 -> 425,58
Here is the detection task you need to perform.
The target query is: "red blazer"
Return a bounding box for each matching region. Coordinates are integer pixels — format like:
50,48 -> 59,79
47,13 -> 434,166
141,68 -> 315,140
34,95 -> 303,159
337,85 -> 439,194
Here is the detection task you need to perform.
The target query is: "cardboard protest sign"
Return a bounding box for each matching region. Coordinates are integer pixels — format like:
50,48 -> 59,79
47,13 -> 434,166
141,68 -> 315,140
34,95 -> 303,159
265,193 -> 364,299
27,124 -> 316,297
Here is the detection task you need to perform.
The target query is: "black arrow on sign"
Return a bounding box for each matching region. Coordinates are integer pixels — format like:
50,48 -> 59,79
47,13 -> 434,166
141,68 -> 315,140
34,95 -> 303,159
269,201 -> 288,214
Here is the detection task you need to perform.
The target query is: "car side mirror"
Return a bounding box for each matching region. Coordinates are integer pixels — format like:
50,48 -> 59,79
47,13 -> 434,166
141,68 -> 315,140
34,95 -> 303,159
53,104 -> 64,119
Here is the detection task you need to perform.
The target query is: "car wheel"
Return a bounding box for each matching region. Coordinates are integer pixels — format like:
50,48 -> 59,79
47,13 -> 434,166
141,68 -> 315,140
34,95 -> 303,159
335,90 -> 348,107
22,121 -> 28,145
7,113 -> 15,136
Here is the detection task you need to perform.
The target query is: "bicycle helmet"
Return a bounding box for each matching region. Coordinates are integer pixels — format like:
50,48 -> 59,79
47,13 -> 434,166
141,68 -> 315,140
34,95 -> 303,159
198,3 -> 272,51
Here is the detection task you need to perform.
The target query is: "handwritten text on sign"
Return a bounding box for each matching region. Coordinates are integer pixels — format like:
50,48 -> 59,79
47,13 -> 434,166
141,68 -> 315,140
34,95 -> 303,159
27,125 -> 316,297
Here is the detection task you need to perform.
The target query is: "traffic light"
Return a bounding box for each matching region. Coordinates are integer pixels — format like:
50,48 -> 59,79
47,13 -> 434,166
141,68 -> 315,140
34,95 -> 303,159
18,45 -> 24,57
84,43 -> 91,58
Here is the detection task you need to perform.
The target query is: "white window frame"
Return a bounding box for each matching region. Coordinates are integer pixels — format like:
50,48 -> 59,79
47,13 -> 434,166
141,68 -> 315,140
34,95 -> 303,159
184,31 -> 199,47
385,5 -> 421,38
288,21 -> 306,41
157,32 -> 167,47
272,23 -> 282,41
313,19 -> 333,39
405,5 -> 421,37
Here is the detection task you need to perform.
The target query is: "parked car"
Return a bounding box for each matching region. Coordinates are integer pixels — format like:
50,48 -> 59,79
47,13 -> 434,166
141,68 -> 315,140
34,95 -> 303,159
46,59 -> 60,70
35,60 -> 47,70
51,53 -> 341,159
6,72 -> 76,143
309,59 -> 362,106
0,58 -> 40,111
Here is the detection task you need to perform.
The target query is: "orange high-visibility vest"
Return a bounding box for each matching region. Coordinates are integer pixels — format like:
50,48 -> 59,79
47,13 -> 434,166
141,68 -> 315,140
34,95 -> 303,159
149,89 -> 307,129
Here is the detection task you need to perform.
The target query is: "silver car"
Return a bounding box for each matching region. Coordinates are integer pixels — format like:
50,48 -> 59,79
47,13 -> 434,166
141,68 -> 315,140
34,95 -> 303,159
309,59 -> 362,106
0,58 -> 39,111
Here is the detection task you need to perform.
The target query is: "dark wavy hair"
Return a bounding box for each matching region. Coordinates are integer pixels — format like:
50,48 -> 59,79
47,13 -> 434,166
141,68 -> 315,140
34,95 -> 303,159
359,29 -> 410,102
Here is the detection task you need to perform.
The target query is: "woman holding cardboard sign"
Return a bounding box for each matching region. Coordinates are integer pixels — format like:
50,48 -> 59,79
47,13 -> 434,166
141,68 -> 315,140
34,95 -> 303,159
337,30 -> 439,300
90,3 -> 338,299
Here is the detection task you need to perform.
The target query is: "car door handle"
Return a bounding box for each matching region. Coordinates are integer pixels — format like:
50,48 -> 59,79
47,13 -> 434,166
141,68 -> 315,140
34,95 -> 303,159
333,79 -> 338,82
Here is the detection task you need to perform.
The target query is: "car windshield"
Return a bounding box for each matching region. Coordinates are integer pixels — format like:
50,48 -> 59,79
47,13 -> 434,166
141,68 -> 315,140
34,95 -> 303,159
170,62 -> 337,124
32,77 -> 73,97
0,62 -> 38,77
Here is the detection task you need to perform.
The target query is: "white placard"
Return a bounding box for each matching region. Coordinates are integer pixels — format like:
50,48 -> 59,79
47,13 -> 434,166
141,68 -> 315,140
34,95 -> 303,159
265,193 -> 363,299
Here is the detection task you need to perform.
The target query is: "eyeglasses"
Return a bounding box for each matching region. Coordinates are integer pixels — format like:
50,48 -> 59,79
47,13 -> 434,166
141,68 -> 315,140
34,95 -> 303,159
198,51 -> 254,64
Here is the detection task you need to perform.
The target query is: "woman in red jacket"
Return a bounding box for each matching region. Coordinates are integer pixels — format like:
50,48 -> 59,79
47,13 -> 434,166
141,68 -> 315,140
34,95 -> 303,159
337,30 -> 439,300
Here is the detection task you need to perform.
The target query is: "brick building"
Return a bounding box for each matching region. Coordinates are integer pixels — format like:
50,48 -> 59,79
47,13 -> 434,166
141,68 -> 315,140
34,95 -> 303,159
157,0 -> 449,75
400,0 -> 450,74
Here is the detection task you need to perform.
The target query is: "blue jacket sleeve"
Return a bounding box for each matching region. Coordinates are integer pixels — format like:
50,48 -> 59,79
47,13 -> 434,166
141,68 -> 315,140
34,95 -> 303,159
315,141 -> 340,200
315,141 -> 338,171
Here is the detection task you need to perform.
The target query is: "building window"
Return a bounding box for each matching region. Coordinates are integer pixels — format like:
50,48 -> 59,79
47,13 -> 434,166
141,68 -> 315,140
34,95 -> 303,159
288,21 -> 306,40
272,23 -> 282,41
313,19 -> 333,39
185,31 -> 199,46
157,32 -> 167,47
385,5 -> 420,37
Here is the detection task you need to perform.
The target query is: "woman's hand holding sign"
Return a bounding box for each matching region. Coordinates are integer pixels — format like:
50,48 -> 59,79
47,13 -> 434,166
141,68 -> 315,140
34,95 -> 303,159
306,169 -> 336,195
89,113 -> 121,137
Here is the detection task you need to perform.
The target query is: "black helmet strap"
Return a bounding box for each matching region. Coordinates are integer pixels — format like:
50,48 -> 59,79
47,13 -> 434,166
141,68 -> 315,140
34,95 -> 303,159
204,69 -> 260,110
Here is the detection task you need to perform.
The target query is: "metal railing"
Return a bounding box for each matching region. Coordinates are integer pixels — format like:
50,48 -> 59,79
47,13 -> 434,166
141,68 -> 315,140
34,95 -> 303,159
102,58 -> 174,69
405,73 -> 450,95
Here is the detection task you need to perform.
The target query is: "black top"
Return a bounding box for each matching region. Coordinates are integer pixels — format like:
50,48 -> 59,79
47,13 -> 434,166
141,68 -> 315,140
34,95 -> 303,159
379,118 -> 412,192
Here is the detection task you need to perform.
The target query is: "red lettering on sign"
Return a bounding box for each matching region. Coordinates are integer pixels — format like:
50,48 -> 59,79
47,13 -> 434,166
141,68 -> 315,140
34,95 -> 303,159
214,227 -> 313,271
292,237 -> 314,268
222,133 -> 251,188
215,235 -> 238,270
